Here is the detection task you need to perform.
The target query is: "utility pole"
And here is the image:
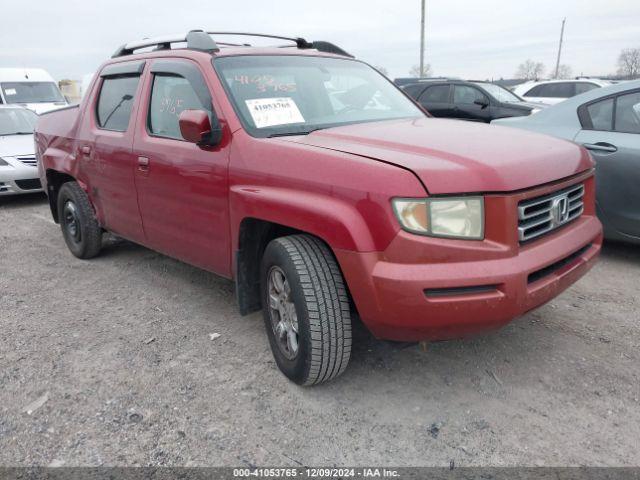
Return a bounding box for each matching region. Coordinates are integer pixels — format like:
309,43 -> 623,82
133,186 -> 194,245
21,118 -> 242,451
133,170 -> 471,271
419,0 -> 426,77
554,18 -> 566,79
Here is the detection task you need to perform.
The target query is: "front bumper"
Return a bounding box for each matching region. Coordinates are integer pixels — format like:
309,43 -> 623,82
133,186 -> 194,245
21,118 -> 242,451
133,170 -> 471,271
0,157 -> 43,195
336,172 -> 603,342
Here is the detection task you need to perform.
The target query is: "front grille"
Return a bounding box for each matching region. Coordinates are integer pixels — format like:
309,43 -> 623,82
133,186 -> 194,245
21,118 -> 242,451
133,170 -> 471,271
0,182 -> 8,193
15,178 -> 42,190
17,155 -> 37,167
518,183 -> 584,242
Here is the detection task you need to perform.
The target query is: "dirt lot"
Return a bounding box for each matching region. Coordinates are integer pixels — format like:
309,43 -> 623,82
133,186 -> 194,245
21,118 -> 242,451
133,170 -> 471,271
1,193 -> 639,467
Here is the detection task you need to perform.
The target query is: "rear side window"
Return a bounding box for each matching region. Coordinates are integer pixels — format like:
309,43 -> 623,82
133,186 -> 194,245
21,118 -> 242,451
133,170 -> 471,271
523,85 -> 543,97
148,74 -> 208,140
420,85 -> 450,103
96,76 -> 140,131
586,98 -> 614,131
575,83 -> 599,95
580,91 -> 640,133
402,84 -> 426,99
615,92 -> 640,134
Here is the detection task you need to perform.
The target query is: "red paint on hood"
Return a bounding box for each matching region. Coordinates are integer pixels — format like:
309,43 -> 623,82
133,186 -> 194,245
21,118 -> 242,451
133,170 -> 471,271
283,117 -> 593,194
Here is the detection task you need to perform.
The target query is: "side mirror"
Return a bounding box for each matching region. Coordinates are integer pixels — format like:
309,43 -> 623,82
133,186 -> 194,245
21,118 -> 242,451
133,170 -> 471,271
179,109 -> 222,146
474,98 -> 489,108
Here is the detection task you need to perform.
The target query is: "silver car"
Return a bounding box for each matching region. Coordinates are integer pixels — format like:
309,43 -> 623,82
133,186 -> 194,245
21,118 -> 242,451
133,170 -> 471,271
0,105 -> 43,195
493,80 -> 640,244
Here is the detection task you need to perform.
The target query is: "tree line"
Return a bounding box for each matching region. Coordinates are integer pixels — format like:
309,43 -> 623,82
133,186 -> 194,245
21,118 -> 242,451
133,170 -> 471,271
379,46 -> 640,81
515,47 -> 640,80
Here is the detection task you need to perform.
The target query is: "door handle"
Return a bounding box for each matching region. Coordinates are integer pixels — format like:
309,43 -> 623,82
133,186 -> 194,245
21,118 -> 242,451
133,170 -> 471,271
137,156 -> 150,171
583,142 -> 617,153
81,145 -> 91,156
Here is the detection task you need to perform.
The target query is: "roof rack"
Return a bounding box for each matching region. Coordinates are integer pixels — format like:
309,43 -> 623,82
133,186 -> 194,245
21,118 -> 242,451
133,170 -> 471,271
112,30 -> 218,58
112,30 -> 353,58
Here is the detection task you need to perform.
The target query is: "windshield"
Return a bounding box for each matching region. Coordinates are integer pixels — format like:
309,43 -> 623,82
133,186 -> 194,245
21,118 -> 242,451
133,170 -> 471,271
0,108 -> 38,135
214,55 -> 424,137
473,82 -> 522,103
1,81 -> 66,104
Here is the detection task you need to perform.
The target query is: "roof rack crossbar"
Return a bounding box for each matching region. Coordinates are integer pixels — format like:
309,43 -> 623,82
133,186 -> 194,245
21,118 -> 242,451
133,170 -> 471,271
112,30 -> 219,58
112,30 -> 353,59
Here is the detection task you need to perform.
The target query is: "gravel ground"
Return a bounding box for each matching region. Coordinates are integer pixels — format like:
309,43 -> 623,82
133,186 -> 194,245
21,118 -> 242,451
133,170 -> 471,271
1,193 -> 639,467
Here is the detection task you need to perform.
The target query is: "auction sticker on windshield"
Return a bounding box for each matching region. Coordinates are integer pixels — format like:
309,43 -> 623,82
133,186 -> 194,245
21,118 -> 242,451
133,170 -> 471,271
245,97 -> 305,128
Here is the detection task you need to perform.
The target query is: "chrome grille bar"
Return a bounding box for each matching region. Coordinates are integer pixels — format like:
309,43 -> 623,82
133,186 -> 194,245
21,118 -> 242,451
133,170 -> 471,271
518,184 -> 584,242
17,155 -> 37,167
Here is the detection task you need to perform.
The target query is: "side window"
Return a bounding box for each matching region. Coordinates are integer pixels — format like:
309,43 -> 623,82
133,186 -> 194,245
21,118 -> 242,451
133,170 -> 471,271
527,83 -> 574,98
614,91 -> 640,134
96,76 -> 140,131
575,83 -> 599,95
584,98 -> 614,131
149,74 -> 208,140
545,83 -> 575,98
419,85 -> 450,103
524,85 -> 543,97
403,84 -> 426,99
453,85 -> 487,105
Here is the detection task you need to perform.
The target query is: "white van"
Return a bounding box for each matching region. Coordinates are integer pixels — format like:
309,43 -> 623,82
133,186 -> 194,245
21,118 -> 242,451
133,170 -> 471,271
0,68 -> 68,114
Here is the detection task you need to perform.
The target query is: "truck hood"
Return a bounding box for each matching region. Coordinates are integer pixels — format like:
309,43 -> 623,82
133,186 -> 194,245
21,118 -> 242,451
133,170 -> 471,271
282,117 -> 592,194
0,133 -> 34,157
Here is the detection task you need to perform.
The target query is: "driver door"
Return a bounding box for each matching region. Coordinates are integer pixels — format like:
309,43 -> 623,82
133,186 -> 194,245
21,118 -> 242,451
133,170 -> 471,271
132,59 -> 232,276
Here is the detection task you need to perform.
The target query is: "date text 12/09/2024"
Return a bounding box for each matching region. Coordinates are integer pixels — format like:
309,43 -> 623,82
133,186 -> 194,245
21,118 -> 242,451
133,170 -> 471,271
233,468 -> 400,477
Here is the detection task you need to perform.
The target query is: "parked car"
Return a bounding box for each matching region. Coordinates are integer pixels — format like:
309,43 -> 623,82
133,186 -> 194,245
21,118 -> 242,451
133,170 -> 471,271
35,31 -> 602,385
0,105 -> 42,195
513,79 -> 611,106
402,79 -> 545,123
394,76 -> 460,87
494,80 -> 640,244
0,68 -> 68,114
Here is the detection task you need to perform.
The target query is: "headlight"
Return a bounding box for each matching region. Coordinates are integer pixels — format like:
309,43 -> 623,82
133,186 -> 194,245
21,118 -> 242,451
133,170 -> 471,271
392,197 -> 484,239
0,157 -> 9,166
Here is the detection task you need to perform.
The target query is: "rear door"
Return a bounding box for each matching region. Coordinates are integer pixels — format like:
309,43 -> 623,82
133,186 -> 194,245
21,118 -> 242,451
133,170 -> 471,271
575,90 -> 640,238
451,84 -> 492,122
417,84 -> 452,117
75,61 -> 146,242
132,58 -> 231,276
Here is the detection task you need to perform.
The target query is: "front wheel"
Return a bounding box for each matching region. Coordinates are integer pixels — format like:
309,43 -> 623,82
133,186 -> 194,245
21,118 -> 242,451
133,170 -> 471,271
57,181 -> 102,259
261,235 -> 352,386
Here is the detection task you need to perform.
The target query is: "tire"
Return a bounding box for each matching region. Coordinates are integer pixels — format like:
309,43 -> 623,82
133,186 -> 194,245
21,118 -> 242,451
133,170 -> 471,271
57,181 -> 102,259
261,234 -> 352,386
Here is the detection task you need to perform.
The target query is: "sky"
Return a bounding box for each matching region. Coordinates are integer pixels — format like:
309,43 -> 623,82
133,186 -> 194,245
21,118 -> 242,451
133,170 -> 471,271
0,0 -> 638,82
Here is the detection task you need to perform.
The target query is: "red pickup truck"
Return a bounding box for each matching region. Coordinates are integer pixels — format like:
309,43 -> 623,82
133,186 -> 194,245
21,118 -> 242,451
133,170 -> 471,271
35,31 -> 602,385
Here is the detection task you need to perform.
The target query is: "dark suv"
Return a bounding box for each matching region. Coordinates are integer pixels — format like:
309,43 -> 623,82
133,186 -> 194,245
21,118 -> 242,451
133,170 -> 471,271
402,79 -> 545,123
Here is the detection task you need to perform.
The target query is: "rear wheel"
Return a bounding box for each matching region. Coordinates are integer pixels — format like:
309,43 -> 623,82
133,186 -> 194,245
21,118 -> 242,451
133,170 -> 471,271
57,182 -> 102,259
261,234 -> 352,386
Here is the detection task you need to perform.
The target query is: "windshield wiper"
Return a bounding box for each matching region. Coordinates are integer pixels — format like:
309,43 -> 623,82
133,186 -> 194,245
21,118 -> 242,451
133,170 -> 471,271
268,127 -> 325,138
